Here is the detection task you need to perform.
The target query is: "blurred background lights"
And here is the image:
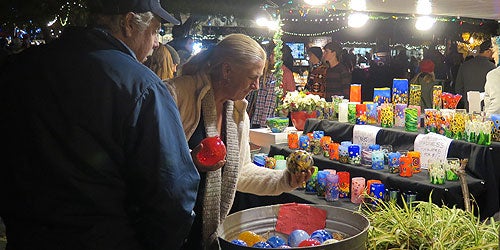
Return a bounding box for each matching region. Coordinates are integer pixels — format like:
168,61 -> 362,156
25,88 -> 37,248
415,15 -> 436,30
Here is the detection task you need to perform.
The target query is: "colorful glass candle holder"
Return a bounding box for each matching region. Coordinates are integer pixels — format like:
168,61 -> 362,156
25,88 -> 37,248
374,87 -> 391,105
432,85 -> 443,109
381,144 -> 393,166
313,130 -> 325,139
305,166 -> 319,194
405,107 -> 419,132
366,179 -> 382,194
394,103 -> 407,127
316,170 -> 328,197
325,173 -> 340,201
348,102 -> 358,124
451,109 -> 467,140
371,150 -> 385,170
366,102 -> 378,125
338,102 -> 349,123
439,109 -> 455,137
380,104 -> 394,128
491,114 -> 500,142
288,131 -> 299,149
429,160 -> 446,185
408,151 -> 421,173
408,105 -> 421,127
392,78 -> 409,104
328,142 -> 340,161
337,171 -> 350,198
424,108 -> 439,133
370,183 -> 386,204
445,158 -> 459,181
299,134 -> 309,150
348,144 -> 361,165
356,103 -> 367,125
350,84 -> 362,103
388,152 -> 401,174
351,177 -> 366,204
409,84 -> 422,106
338,144 -> 349,163
399,155 -> 413,177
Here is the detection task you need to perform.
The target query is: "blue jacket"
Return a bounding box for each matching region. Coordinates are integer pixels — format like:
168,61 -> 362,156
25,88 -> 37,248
0,27 -> 200,250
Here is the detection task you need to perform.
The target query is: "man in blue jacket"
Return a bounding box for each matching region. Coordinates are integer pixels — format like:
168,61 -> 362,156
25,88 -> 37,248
0,0 -> 200,249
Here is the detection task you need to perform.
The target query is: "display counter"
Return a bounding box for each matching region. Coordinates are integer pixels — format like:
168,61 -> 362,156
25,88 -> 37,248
273,118 -> 498,219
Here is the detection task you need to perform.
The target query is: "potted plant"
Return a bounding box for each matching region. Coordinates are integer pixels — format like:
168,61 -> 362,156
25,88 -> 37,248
276,90 -> 328,131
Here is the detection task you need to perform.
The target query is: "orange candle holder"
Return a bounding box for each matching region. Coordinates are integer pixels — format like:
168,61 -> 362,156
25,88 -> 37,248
287,131 -> 299,149
399,155 -> 413,177
328,142 -> 340,161
350,84 -> 362,103
408,151 -> 421,173
366,179 -> 382,195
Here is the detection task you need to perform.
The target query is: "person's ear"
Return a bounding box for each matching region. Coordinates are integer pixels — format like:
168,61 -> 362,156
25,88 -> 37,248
122,13 -> 136,37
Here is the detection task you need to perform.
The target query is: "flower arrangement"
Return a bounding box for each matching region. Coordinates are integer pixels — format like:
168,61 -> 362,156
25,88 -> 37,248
277,91 -> 328,114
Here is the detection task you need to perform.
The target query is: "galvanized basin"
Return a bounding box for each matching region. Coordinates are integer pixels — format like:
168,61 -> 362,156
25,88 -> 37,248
218,204 -> 369,249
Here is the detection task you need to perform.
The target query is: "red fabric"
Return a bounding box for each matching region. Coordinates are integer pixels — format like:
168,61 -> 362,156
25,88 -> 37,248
419,59 -> 435,73
281,65 -> 296,93
276,203 -> 327,235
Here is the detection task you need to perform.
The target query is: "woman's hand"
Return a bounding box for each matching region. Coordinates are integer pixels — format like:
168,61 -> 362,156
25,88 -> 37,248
288,167 -> 314,188
191,143 -> 226,172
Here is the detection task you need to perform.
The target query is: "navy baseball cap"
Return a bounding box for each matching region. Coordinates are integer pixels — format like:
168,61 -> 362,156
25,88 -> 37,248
88,0 -> 180,25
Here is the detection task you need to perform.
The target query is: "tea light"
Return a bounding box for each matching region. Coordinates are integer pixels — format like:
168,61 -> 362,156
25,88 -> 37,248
350,84 -> 362,102
313,130 -> 324,139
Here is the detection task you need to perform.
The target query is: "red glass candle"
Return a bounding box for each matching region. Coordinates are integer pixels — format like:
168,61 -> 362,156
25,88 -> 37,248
399,155 -> 413,177
337,171 -> 350,198
288,131 -> 299,149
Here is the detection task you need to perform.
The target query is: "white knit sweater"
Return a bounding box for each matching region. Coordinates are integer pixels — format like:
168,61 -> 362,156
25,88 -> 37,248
169,73 -> 295,249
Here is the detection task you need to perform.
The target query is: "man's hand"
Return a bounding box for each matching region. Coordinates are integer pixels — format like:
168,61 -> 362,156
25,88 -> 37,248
288,167 -> 314,188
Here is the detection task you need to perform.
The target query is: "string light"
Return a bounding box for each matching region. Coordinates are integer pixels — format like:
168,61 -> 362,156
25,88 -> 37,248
282,26 -> 348,37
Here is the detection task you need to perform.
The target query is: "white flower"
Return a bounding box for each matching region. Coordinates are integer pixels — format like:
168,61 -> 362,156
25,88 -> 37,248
279,91 -> 328,112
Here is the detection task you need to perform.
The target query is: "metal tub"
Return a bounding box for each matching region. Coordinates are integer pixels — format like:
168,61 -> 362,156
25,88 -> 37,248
218,204 -> 369,249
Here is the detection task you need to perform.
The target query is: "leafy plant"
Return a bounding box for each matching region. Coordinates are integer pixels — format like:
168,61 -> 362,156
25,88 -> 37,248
360,195 -> 499,250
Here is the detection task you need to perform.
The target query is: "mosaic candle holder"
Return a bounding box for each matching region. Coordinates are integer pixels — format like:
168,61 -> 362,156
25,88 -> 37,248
409,84 -> 422,106
316,170 -> 328,197
380,104 -> 394,128
394,103 -> 407,127
348,144 -> 361,165
337,171 -> 350,198
392,78 -> 409,104
439,109 -> 455,138
320,136 -> 332,157
432,85 -> 443,109
370,183 -> 386,204
305,166 -> 319,194
288,131 -> 299,149
348,102 -> 358,124
366,102 -> 378,125
399,155 -> 413,177
405,107 -> 419,132
299,134 -> 309,150
355,103 -> 367,125
451,109 -> 467,140
366,179 -> 382,194
408,151 -> 421,173
373,87 -> 391,105
328,142 -> 340,161
424,108 -> 439,133
313,130 -> 325,139
325,173 -> 340,201
491,114 -> 500,142
338,144 -> 349,163
388,151 -> 401,174
371,150 -> 385,170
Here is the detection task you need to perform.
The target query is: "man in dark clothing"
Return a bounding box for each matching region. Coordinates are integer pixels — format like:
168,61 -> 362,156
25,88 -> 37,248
323,41 -> 352,101
455,39 -> 496,110
0,0 -> 200,249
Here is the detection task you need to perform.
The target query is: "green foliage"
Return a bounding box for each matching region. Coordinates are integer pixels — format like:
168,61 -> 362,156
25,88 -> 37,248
272,17 -> 285,115
361,194 -> 500,250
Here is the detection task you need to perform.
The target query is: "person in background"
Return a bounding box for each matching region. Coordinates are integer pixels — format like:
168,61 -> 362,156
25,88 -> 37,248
306,46 -> 327,98
169,36 -> 194,67
323,41 -> 352,101
167,34 -> 313,249
165,43 -> 180,76
281,44 -> 297,94
483,66 -> 500,116
247,42 -> 278,128
144,43 -> 177,80
410,59 -> 436,109
455,39 -> 496,110
0,0 -> 200,249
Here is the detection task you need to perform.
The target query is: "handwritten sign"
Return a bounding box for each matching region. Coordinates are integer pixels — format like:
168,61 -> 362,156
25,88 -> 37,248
353,125 -> 381,149
414,132 -> 453,169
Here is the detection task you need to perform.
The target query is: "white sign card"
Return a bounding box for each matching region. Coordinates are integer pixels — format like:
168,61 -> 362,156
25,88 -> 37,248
413,132 -> 453,169
352,125 -> 382,149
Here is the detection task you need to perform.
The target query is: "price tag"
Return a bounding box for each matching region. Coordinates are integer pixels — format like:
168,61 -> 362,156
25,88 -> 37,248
414,132 -> 453,169
353,125 -> 381,149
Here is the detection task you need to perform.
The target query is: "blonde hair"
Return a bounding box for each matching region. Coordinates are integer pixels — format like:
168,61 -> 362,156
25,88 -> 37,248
144,44 -> 176,80
181,34 -> 266,79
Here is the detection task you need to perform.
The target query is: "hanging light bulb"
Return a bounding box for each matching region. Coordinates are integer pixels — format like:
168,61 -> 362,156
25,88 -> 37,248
350,0 -> 367,11
415,16 -> 435,31
348,12 -> 369,28
304,0 -> 328,6
416,0 -> 432,15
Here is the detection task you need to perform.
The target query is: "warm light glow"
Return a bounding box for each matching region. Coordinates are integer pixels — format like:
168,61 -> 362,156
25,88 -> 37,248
415,16 -> 435,30
348,13 -> 369,28
416,0 -> 432,15
304,0 -> 328,6
350,0 -> 367,11
256,17 -> 269,27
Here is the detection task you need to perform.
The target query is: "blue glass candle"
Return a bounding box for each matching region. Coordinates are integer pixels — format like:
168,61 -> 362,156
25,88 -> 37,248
299,135 -> 309,150
316,170 -> 328,198
348,144 -> 361,165
366,102 -> 378,124
313,130 -> 324,139
371,150 -> 385,170
370,183 -> 386,204
373,87 -> 391,105
392,78 -> 409,104
388,152 -> 401,174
